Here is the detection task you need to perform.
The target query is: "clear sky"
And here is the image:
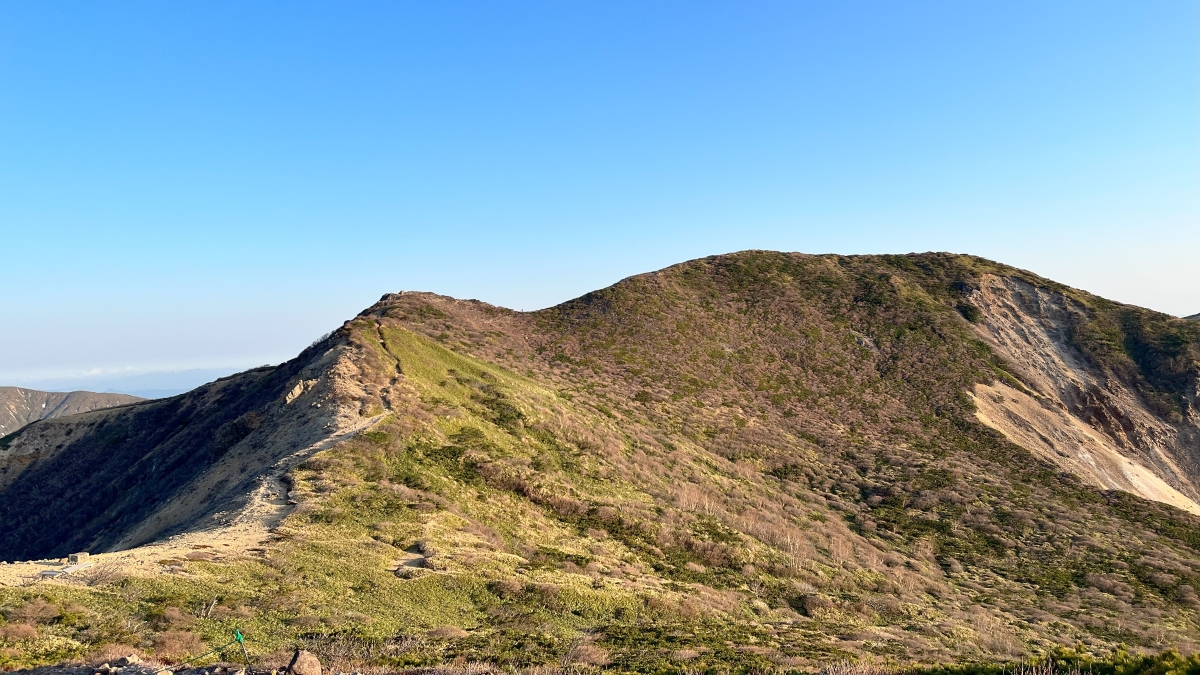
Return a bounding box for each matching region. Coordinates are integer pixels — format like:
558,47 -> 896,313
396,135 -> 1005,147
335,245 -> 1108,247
2,2 -> 1197,395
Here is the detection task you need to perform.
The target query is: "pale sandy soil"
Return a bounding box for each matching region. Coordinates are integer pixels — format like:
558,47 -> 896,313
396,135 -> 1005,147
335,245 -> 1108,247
967,273 -> 1200,515
971,380 -> 1200,514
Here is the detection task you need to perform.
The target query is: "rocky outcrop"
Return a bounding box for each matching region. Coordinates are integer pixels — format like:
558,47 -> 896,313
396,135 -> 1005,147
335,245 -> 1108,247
967,274 -> 1200,512
287,650 -> 322,675
0,388 -> 141,437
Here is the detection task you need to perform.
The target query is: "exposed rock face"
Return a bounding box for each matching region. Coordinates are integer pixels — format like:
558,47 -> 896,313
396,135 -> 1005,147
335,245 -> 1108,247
0,388 -> 140,437
966,274 -> 1200,513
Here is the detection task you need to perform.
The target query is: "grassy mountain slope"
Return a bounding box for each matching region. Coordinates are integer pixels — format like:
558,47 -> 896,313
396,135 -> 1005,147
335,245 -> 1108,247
1,251 -> 1198,673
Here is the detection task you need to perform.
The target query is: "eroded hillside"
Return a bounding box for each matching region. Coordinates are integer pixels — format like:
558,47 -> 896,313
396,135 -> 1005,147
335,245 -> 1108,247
965,275 -> 1200,513
1,252 -> 1198,673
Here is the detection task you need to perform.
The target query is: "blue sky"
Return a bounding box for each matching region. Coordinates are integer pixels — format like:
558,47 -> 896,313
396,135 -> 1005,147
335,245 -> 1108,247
1,2 -> 1196,395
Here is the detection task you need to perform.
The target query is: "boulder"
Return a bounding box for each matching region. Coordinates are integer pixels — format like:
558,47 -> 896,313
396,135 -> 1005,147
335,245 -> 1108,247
287,650 -> 321,675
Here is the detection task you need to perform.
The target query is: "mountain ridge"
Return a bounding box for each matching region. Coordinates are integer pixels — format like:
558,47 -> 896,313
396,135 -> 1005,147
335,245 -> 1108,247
1,251 -> 1199,671
0,387 -> 141,437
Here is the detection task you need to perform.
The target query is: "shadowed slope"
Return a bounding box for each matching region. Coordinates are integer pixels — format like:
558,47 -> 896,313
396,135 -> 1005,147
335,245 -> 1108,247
0,333 -> 386,560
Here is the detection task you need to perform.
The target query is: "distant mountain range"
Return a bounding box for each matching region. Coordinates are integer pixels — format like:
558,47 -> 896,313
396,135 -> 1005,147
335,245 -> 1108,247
1,252 -> 1199,671
0,387 -> 141,437
10,367 -> 244,400
1187,312 -> 1199,321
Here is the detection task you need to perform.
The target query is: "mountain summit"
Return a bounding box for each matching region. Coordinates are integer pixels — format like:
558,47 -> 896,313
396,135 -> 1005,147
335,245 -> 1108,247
1,252 -> 1198,671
